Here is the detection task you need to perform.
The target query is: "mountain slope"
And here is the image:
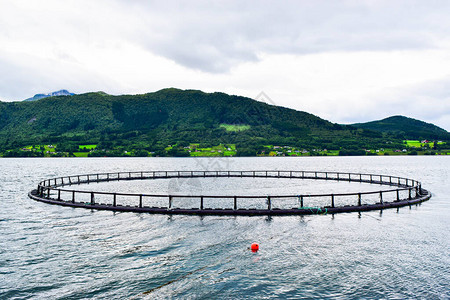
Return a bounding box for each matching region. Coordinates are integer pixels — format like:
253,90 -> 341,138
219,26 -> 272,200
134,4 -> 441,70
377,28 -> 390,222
4,88 -> 333,133
0,89 -> 447,154
352,116 -> 449,140
0,88 -> 357,150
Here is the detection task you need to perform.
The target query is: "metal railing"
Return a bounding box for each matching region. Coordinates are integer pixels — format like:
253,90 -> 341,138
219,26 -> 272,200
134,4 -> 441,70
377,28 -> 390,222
29,170 -> 430,215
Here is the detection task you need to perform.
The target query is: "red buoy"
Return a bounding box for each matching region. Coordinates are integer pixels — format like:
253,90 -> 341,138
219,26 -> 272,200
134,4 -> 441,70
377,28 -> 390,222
250,243 -> 259,252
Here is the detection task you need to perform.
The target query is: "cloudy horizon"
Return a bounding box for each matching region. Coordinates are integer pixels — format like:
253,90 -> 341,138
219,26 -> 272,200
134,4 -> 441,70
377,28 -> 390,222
1,0 -> 450,130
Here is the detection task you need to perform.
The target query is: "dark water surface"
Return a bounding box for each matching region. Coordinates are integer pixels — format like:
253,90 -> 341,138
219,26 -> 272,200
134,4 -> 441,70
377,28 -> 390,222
0,157 -> 449,299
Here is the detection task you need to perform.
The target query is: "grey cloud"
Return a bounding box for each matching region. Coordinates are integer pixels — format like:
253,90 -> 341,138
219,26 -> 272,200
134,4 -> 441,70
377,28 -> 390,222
152,35 -> 259,73
116,0 -> 450,72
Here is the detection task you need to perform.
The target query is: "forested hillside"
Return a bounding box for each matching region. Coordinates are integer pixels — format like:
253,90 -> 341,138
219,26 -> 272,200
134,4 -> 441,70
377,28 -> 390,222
352,116 -> 449,140
0,88 -> 448,157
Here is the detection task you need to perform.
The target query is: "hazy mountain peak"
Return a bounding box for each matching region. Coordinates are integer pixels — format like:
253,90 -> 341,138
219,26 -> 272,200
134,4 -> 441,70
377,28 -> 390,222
23,90 -> 75,101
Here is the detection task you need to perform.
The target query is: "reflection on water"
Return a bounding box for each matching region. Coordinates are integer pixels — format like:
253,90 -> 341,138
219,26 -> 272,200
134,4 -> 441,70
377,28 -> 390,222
0,156 -> 449,299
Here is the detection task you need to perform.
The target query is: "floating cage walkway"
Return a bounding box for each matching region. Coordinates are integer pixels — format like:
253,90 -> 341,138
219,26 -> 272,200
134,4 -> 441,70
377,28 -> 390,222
28,170 -> 431,215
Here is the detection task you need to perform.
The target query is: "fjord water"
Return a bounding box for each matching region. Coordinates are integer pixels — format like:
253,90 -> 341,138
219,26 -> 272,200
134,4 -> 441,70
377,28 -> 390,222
0,157 -> 449,299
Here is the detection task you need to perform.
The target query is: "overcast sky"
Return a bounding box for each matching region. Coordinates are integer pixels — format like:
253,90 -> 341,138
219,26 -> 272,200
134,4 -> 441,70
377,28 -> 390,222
1,0 -> 450,130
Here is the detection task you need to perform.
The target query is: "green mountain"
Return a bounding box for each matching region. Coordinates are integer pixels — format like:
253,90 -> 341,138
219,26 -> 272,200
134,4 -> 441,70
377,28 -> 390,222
0,89 -> 448,156
352,116 -> 450,140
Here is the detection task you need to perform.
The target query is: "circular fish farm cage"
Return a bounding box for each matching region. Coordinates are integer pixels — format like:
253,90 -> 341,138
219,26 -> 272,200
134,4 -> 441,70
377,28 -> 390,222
28,170 -> 431,215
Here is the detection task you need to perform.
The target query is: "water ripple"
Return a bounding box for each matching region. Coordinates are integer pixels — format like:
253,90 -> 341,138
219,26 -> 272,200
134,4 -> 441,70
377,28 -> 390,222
0,157 -> 449,299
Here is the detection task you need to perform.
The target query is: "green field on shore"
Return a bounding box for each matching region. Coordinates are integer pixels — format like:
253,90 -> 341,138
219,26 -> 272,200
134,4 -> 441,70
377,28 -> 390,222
404,140 -> 444,148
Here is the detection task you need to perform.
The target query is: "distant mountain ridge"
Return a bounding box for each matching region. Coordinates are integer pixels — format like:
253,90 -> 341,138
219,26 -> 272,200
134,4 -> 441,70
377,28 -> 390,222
352,116 -> 449,140
0,88 -> 448,154
23,90 -> 75,102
